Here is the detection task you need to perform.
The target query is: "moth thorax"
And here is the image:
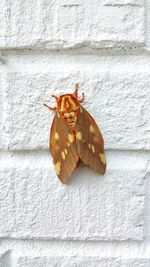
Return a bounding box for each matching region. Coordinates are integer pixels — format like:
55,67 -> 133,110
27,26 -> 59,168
60,95 -> 78,112
63,111 -> 77,129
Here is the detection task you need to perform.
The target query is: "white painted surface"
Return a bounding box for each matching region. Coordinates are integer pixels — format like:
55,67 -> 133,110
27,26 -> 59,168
0,1 -> 144,49
0,0 -> 150,266
2,53 -> 150,150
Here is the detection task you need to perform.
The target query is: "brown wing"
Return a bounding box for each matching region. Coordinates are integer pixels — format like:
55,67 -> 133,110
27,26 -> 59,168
75,106 -> 106,174
50,111 -> 79,183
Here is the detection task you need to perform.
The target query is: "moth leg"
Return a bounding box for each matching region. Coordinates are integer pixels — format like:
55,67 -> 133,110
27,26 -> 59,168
43,103 -> 56,111
52,95 -> 58,101
78,92 -> 84,103
73,84 -> 84,103
73,83 -> 79,98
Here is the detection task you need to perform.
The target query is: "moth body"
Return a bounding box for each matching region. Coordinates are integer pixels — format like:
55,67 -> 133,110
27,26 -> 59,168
44,84 -> 106,183
58,95 -> 79,131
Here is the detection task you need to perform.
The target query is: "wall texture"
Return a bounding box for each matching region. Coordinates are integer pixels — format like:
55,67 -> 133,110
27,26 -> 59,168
0,0 -> 150,266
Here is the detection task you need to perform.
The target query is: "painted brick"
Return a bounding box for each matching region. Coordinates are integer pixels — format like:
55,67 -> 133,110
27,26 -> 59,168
1,250 -> 150,267
0,1 -> 144,49
103,0 -> 143,5
3,55 -> 150,150
0,152 -> 145,240
0,0 -> 149,265
0,252 -> 11,267
13,256 -> 150,267
0,74 -> 2,148
0,73 -> 5,149
145,0 -> 150,50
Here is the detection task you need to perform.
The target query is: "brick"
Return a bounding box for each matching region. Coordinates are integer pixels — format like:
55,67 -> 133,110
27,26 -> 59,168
0,252 -> 11,267
3,55 -> 150,150
103,0 -> 143,5
0,73 -> 5,149
0,152 -> 145,240
14,256 -> 150,267
145,0 -> 150,51
0,74 -> 2,148
0,1 -> 144,49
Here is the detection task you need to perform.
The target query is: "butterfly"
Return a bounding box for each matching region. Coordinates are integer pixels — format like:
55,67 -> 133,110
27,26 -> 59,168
44,84 -> 106,183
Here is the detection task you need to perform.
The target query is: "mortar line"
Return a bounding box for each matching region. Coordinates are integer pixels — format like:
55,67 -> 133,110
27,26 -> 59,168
0,47 -> 149,57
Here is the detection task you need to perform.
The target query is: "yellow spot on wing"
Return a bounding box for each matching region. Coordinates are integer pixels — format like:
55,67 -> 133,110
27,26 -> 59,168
55,145 -> 59,151
57,112 -> 60,118
94,137 -> 98,143
88,143 -> 95,153
54,132 -> 59,140
62,151 -> 66,160
76,132 -> 82,141
99,153 -> 106,165
54,161 -> 61,175
64,149 -> 67,154
90,125 -> 95,134
68,133 -> 74,143
92,144 -> 95,153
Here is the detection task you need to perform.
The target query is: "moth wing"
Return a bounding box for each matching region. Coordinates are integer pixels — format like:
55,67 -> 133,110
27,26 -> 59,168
75,107 -> 106,174
50,111 -> 79,183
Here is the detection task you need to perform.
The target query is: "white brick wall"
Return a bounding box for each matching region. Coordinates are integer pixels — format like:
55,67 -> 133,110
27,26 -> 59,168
0,0 -> 150,266
0,1 -> 144,49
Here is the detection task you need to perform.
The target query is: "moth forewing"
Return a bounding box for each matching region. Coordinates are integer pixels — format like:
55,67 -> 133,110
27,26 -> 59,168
50,111 -> 79,183
75,106 -> 106,175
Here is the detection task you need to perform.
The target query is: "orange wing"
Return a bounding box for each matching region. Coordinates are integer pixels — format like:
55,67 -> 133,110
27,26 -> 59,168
50,111 -> 79,183
75,107 -> 106,174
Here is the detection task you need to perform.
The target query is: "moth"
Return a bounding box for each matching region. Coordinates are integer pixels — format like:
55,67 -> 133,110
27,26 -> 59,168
44,84 -> 106,183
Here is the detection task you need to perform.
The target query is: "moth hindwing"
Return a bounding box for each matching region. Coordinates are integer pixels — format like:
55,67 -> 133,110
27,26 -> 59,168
44,84 -> 106,183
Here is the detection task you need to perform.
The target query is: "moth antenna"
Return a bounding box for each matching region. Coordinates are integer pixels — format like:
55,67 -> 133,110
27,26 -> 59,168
43,103 -> 56,111
78,92 -> 84,103
73,83 -> 79,98
52,95 -> 58,101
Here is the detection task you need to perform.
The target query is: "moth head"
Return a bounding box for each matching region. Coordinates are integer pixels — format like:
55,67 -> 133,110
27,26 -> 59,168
44,84 -> 84,111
